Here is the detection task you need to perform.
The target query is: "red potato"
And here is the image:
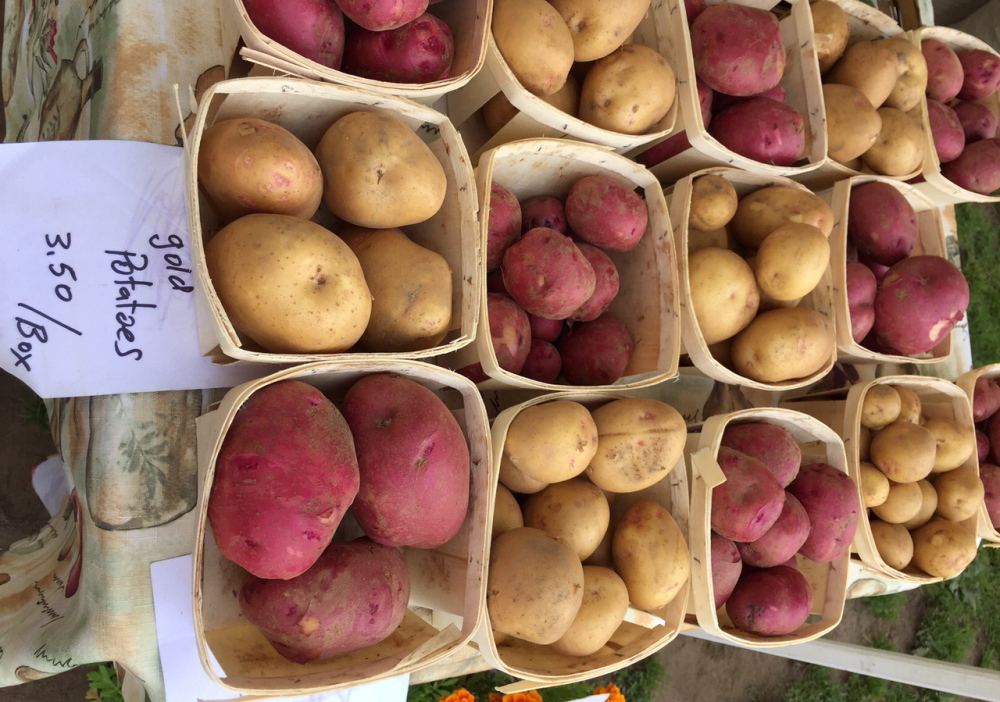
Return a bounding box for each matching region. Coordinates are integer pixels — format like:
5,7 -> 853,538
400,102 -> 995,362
689,3 -> 785,96
486,292 -> 531,374
528,313 -> 563,342
926,99 -> 966,163
208,380 -> 360,580
697,78 -> 714,125
787,462 -> 860,563
521,339 -> 562,383
564,175 -> 649,252
726,564 -> 812,636
846,261 -> 878,343
846,182 -> 919,266
342,373 -> 470,548
922,38 -> 964,103
990,412 -> 1000,463
685,0 -> 707,24
503,228 -> 596,319
719,422 -> 802,487
342,12 -> 454,84
239,538 -> 409,663
570,243 -> 620,322
711,532 -> 743,610
981,462 -> 1000,527
708,97 -> 805,166
736,492 -> 811,568
244,0 -> 345,69
712,83 -> 787,113
520,195 -> 568,234
710,447 -> 786,543
556,315 -> 634,386
859,256 -> 891,285
873,255 -> 969,355
953,101 -> 999,143
486,182 -> 522,271
487,269 -> 508,295
335,0 -> 427,31
974,376 -> 1000,422
941,138 -> 1000,195
977,430 -> 990,462
957,48 -> 1000,100
635,132 -> 691,168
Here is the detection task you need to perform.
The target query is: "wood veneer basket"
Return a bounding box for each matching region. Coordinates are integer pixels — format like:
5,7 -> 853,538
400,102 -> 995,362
955,364 -> 1000,545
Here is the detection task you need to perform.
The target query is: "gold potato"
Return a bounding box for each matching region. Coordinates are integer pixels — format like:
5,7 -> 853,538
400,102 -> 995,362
730,186 -> 834,250
586,398 -> 686,493
729,307 -> 834,384
894,385 -> 922,423
339,227 -> 452,353
492,0 -> 575,96
579,44 -> 676,134
901,479 -> 938,530
869,519 -> 914,572
822,83 -> 882,164
862,107 -> 926,177
498,454 -> 549,494
859,461 -> 891,508
933,466 -> 985,522
503,401 -> 600,484
871,480 -> 923,524
687,247 -> 760,345
315,111 -> 447,229
612,499 -> 689,611
523,478 -> 610,560
481,75 -> 581,134
878,36 -> 928,113
827,40 -> 900,108
487,527 -> 585,644
860,385 -> 902,430
754,223 -> 831,302
551,0 -> 651,62
858,425 -> 872,461
869,420 -> 937,483
492,484 -> 524,539
911,519 -> 977,578
550,566 -> 630,657
923,418 -> 976,473
810,0 -> 850,73
689,175 -> 739,232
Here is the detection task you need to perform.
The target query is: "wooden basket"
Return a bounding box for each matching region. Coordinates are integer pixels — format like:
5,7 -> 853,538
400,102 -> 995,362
955,364 -> 1000,545
908,26 -> 1000,206
182,76 -> 480,365
227,0 -> 491,105
445,1 -> 680,161
473,391 -> 690,689
667,167 -> 836,392
824,175 -> 953,365
443,138 -> 680,392
192,359 -> 492,695
686,407 -> 850,646
632,0 -> 827,184
783,375 -> 980,584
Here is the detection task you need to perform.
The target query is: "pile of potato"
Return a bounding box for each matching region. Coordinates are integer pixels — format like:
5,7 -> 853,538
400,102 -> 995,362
920,37 -> 1000,194
684,175 -> 835,384
811,0 -> 928,176
486,0 -> 676,136
857,383 -> 981,578
708,421 -> 858,636
206,373 -> 474,664
197,113 -> 455,355
487,397 -> 689,655
969,375 -> 1000,531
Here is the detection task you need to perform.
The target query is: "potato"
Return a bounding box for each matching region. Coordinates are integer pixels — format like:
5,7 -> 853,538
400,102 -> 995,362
521,195 -> 569,234
954,101 -> 998,143
556,315 -> 634,386
550,566 -> 630,656
957,48 -> 1000,100
981,463 -> 1000,528
521,339 -> 562,383
243,0 -> 345,69
342,373 -> 470,548
871,480 -> 923,524
859,461 -> 891,508
710,532 -> 742,610
499,453 -> 549,494
902,479 -> 938,530
736,492 -> 811,568
754,223 -> 830,302
480,292 -> 532,378
860,385 -> 902,430
523,479 -> 610,560
341,13 -> 454,83
503,400 -> 599,484
719,422 -> 801,487
579,44 -> 676,135
847,263 -> 877,342
822,83 -> 882,165
493,484 -> 524,539
810,0 -> 849,73
586,398 -> 685,492
924,418 -> 976,474
689,3 -> 784,96
910,519 -> 977,578
787,462 -> 860,562
726,565 -> 812,636
708,98 -> 806,167
687,247 -> 759,345
730,307 -> 834,384
550,0 -> 651,62
927,99 -> 966,163
869,420 -> 937,483
730,186 -> 834,250
858,424 -> 872,461
932,466 -> 985,522
209,380 -> 360,580
488,527 -> 585,643
486,181 -> 522,272
711,447 -> 785,543
895,385 -> 922,423
941,138 -> 1000,195
206,214 -> 371,354
492,0 -> 575,96
197,117 -> 323,224
869,520 -> 914,572
689,174 -> 738,232
503,227 -> 597,320
565,174 -> 649,251
974,376 -> 1000,422
315,111 -> 446,228
239,538 -> 409,663
862,107 -> 926,177
612,499 -> 690,611
571,243 -> 620,322
847,181 -> 919,266
827,41 -> 900,108
978,430 -> 991,462
922,38 -> 964,103
879,36 -> 928,113
481,77 -> 581,133
336,0 -> 427,31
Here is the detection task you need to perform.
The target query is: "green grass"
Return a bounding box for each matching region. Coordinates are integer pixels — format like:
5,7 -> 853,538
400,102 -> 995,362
18,393 -> 50,431
955,202 -> 1000,366
863,592 -> 907,620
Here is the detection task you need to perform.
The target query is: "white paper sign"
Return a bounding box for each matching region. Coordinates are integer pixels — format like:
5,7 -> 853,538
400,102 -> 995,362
0,140 -> 269,398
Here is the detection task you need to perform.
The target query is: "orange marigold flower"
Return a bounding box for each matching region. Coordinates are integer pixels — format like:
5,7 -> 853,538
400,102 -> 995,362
501,691 -> 543,702
594,682 -> 625,702
439,688 -> 475,702
488,693 -> 503,702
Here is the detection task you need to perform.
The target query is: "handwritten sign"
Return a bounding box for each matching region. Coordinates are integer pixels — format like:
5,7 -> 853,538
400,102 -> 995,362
0,141 -> 269,398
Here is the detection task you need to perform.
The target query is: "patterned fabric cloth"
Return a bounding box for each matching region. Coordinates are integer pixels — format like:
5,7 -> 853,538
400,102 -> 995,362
1,0 -> 238,699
